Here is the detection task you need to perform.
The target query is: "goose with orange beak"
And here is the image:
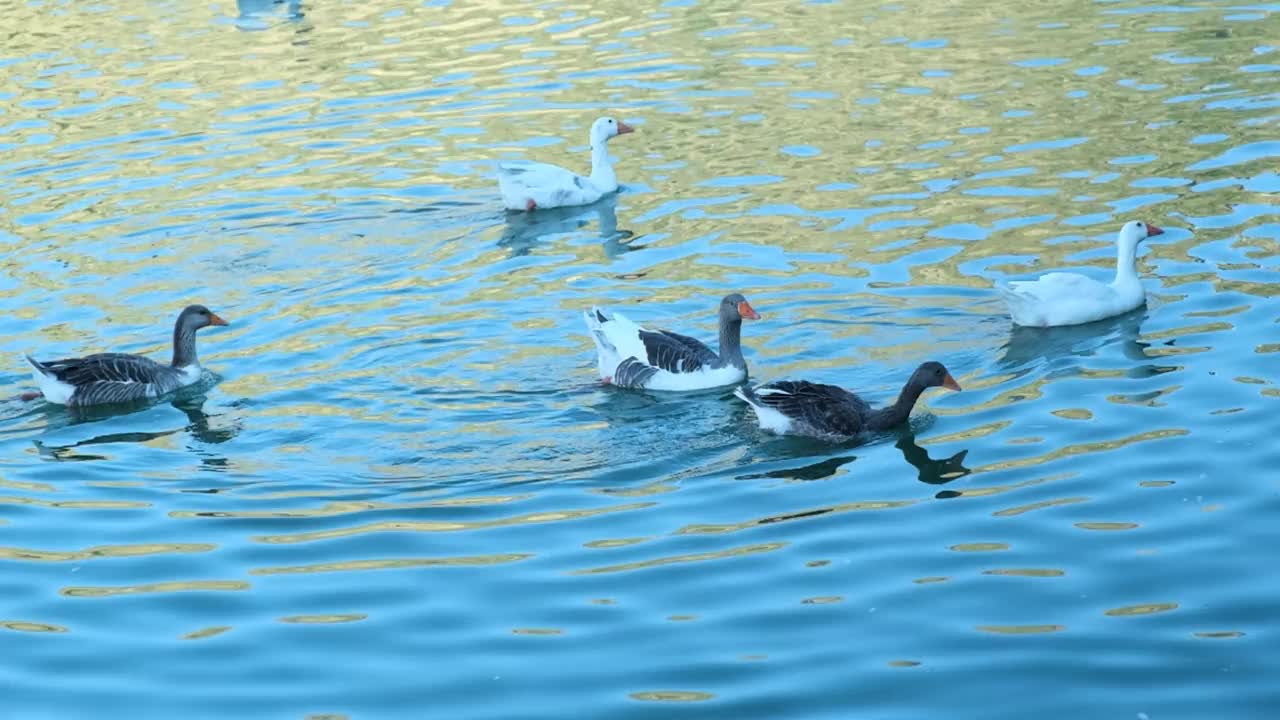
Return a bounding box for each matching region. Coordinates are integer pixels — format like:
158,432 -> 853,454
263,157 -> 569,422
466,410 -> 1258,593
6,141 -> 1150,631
498,116 -> 635,212
998,220 -> 1166,327
585,294 -> 761,391
24,304 -> 229,407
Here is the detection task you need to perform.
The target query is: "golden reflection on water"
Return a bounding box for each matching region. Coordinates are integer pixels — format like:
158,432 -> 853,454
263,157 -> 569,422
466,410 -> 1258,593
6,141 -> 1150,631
279,614 -> 367,624
976,625 -> 1066,635
251,553 -> 531,576
950,542 -> 1010,552
182,626 -> 233,640
982,568 -> 1065,578
0,495 -> 151,510
994,496 -> 1089,517
61,580 -> 250,597
169,493 -> 530,519
1074,522 -> 1139,531
249,501 -> 655,544
2,620 -> 69,633
1104,603 -> 1179,617
0,543 -> 215,562
629,691 -> 715,703
571,542 -> 786,576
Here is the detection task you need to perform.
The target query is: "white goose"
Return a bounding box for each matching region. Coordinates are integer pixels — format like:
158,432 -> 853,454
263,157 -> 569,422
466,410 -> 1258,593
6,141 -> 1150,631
998,220 -> 1165,327
498,116 -> 634,212
584,294 -> 760,392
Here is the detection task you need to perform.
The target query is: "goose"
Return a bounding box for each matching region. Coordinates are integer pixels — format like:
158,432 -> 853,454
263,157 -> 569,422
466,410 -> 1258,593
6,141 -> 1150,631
498,116 -> 634,212
584,294 -> 760,391
735,361 -> 962,439
998,220 -> 1165,327
25,304 -> 228,407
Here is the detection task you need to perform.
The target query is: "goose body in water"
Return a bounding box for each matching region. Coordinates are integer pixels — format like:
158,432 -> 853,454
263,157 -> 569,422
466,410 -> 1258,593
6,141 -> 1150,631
584,294 -> 760,391
498,116 -> 634,212
998,220 -> 1164,327
25,304 -> 228,407
735,361 -> 962,439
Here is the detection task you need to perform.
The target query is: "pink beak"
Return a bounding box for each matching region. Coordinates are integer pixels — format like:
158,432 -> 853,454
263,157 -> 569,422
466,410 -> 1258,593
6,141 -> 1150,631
1145,223 -> 1164,237
615,121 -> 635,135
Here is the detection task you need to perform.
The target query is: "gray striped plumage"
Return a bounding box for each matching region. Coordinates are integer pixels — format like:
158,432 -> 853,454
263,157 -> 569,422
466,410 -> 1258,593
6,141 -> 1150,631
26,304 -> 227,408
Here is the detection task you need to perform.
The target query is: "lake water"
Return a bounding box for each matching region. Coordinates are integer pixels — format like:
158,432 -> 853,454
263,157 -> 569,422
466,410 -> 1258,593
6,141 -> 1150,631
2,0 -> 1278,717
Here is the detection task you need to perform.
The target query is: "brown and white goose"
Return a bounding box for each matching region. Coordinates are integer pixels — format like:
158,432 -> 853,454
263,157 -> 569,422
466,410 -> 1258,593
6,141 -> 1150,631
584,293 -> 761,391
25,304 -> 228,407
735,361 -> 962,439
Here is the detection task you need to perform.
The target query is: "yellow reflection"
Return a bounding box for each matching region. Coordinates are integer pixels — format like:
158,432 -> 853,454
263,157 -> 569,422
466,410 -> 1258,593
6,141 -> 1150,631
675,499 -> 917,536
2,620 -> 68,633
0,478 -> 56,493
950,543 -> 1010,552
251,553 -> 531,575
279,615 -> 366,624
61,580 -> 250,597
888,660 -> 922,668
584,538 -> 650,549
630,691 -> 715,703
0,543 -> 215,562
995,497 -> 1088,517
172,493 -> 531,519
1074,522 -> 1138,531
572,542 -> 786,575
252,502 -> 654,544
971,429 -> 1189,475
982,568 -> 1064,577
976,625 -> 1065,634
183,626 -> 233,640
801,596 -> 844,604
0,495 -> 150,510
1104,603 -> 1178,617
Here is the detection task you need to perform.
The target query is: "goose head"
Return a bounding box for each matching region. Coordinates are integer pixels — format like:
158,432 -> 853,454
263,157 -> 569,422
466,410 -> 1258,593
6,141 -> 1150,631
909,361 -> 962,393
719,293 -> 761,322
1117,220 -> 1164,249
590,116 -> 635,148
178,304 -> 229,332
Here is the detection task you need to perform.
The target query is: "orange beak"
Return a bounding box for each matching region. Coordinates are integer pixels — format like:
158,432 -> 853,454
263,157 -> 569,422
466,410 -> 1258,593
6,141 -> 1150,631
941,372 -> 962,392
738,301 -> 761,320
1145,223 -> 1164,237
209,313 -> 229,327
615,121 -> 635,135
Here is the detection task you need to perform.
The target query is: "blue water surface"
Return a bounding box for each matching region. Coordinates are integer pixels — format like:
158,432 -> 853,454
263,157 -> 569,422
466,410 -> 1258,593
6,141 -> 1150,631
1,0 -> 1279,718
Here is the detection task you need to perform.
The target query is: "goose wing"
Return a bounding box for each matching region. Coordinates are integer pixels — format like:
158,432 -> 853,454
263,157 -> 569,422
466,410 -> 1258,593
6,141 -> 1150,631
751,380 -> 869,436
640,329 -> 720,374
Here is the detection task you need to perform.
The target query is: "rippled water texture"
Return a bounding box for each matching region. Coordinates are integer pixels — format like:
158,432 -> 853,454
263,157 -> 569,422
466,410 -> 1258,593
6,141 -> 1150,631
2,0 -> 1279,717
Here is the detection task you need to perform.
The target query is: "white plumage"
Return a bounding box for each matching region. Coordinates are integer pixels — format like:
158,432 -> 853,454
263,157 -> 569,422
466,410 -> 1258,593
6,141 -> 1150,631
998,220 -> 1165,327
498,116 -> 634,212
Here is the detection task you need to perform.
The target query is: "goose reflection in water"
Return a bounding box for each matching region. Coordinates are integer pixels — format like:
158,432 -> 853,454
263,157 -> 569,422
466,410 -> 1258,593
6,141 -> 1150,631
739,431 -> 971,487
998,307 -> 1180,381
999,307 -> 1149,370
498,192 -> 637,258
33,394 -> 241,465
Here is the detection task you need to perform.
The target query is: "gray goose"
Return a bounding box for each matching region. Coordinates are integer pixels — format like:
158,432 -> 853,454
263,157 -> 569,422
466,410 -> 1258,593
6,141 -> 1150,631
25,304 -> 228,407
584,293 -> 761,391
735,361 -> 962,439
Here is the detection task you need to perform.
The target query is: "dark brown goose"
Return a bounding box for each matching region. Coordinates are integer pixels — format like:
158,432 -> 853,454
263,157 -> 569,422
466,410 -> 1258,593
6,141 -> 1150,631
735,361 -> 962,439
25,304 -> 228,407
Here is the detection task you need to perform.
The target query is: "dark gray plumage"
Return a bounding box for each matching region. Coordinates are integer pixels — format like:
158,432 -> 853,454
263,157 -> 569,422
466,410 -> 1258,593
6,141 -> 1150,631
736,361 -> 962,438
26,304 -> 229,407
